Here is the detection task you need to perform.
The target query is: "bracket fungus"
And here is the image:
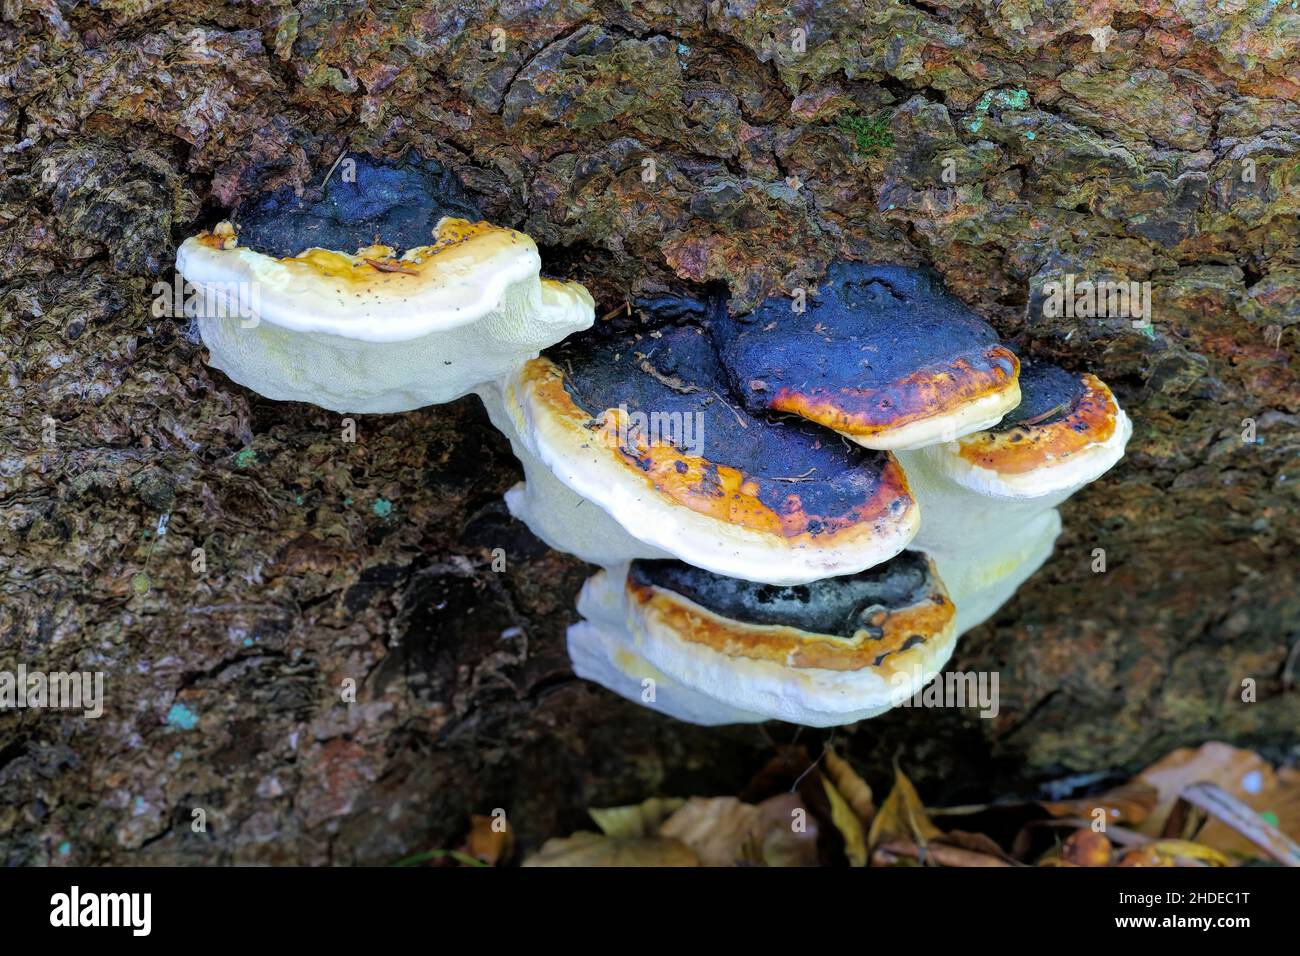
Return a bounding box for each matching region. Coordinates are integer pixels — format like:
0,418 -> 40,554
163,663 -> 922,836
179,156 -> 1128,733
176,153 -> 594,413
896,360 -> 1131,634
494,319 -> 920,585
569,553 -> 957,727
711,263 -> 1021,450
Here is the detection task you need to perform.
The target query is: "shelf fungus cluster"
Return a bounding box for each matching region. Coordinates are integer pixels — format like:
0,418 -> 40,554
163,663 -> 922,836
178,155 -> 1129,728
490,265 -> 1128,724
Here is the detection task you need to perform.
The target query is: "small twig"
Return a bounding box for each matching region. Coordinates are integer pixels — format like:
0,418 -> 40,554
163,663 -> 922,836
769,468 -> 817,482
1282,635 -> 1300,691
710,389 -> 748,429
320,146 -> 349,189
790,728 -> 835,793
599,301 -> 630,322
1176,782 -> 1300,866
638,360 -> 701,395
364,258 -> 418,275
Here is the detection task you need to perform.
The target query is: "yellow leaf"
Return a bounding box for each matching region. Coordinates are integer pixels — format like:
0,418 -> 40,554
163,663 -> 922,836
822,772 -> 867,866
823,749 -> 874,824
869,766 -> 942,854
521,831 -> 698,867
1144,839 -> 1234,867
587,797 -> 685,839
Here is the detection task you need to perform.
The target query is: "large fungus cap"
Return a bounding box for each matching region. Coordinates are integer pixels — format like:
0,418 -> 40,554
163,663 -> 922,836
503,319 -> 919,585
711,263 -> 1021,450
575,551 -> 957,726
176,153 -> 593,413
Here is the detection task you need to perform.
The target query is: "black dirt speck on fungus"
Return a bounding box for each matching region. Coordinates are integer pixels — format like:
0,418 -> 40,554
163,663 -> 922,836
548,320 -> 898,523
233,152 -> 481,259
629,551 -> 935,639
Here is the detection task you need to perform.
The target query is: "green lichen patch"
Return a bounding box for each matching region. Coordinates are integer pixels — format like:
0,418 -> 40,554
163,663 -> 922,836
836,112 -> 894,155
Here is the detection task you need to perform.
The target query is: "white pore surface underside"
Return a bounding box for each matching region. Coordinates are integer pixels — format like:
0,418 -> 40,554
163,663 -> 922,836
896,409 -> 1130,634
476,383 -> 674,566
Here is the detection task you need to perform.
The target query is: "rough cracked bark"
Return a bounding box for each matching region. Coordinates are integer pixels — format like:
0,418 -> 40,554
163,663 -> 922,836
1,0 -> 1297,864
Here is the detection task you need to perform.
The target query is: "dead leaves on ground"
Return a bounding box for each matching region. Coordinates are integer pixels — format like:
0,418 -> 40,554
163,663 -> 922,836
525,791 -> 822,867
408,741 -> 1299,867
514,738 -> 1300,868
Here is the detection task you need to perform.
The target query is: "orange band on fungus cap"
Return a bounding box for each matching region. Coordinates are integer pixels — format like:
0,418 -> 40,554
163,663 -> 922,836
628,570 -> 953,673
769,345 -> 1021,443
504,321 -> 920,585
610,553 -> 958,726
955,372 -> 1119,476
919,361 -> 1132,501
176,152 -> 594,413
711,263 -> 1022,450
182,217 -> 562,341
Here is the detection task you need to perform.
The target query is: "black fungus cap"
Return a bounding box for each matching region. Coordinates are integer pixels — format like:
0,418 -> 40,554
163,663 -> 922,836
232,152 -> 481,258
705,262 -> 1019,443
549,320 -> 908,527
990,358 -> 1085,431
629,551 -> 935,639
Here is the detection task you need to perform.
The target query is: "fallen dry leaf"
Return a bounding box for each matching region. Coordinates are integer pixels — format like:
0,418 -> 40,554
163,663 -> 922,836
588,797 -> 685,839
1137,742 -> 1300,859
461,813 -> 514,866
823,749 -> 874,825
868,766 -> 943,856
753,793 -> 820,867
1117,839 -> 1233,868
1040,781 -> 1157,828
1172,782 -> 1300,866
659,797 -> 763,867
874,839 -> 1013,867
822,772 -> 868,866
521,831 -> 698,867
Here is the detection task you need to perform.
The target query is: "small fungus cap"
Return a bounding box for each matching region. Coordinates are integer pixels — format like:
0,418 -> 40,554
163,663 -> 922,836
610,552 -> 957,726
177,217 -> 584,343
229,151 -> 480,261
175,153 -> 593,412
503,319 -> 920,585
912,361 -> 1131,501
711,263 -> 1021,450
